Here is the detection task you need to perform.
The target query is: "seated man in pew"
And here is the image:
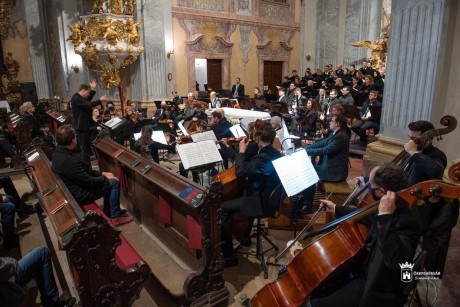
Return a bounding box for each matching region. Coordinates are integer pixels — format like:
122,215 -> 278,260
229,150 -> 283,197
21,101 -> 54,145
0,246 -> 77,307
220,123 -> 282,267
51,125 -> 133,226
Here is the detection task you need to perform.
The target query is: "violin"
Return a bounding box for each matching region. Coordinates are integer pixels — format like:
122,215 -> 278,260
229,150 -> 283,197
250,163 -> 460,307
344,115 -> 457,208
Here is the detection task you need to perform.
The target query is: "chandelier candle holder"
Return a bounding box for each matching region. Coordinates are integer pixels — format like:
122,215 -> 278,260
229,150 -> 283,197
67,0 -> 144,88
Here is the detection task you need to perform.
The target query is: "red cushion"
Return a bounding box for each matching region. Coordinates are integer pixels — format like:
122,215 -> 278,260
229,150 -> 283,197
81,203 -> 142,269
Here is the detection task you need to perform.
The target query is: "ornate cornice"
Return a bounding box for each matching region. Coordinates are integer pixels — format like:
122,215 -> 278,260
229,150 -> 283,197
172,7 -> 300,31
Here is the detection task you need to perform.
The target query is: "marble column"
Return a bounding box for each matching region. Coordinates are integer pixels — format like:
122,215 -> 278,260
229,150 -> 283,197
312,0 -> 382,67
131,0 -> 171,102
24,0 -> 52,98
366,0 -> 460,165
299,0 -> 317,71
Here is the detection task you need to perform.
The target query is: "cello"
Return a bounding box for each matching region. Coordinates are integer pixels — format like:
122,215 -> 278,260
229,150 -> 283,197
250,163 -> 460,307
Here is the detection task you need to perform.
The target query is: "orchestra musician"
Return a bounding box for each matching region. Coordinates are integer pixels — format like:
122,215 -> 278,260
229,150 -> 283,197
400,120 -> 458,277
220,123 -> 282,267
298,98 -> 318,138
114,106 -> 141,148
184,92 -> 196,118
253,87 -> 265,101
89,107 -> 102,144
309,164 -> 420,307
209,91 -> 221,109
210,109 -> 233,169
301,114 -> 349,213
134,125 -> 176,164
181,103 -> 208,131
171,90 -> 182,109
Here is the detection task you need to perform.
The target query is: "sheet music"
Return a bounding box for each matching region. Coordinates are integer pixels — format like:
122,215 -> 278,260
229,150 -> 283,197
272,150 -> 319,197
105,117 -> 122,128
191,130 -> 217,142
230,124 -> 246,138
176,140 -> 222,170
133,132 -> 141,140
151,131 -> 168,145
178,122 -> 189,136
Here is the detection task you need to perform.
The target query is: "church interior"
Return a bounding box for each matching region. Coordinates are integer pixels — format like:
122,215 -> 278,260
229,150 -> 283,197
0,0 -> 459,306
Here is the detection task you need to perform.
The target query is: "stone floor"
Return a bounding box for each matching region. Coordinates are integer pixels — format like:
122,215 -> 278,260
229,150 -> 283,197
1,141 -> 458,306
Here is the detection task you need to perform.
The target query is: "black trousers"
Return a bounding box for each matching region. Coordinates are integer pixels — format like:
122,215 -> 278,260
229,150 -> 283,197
76,130 -> 91,164
0,175 -> 26,208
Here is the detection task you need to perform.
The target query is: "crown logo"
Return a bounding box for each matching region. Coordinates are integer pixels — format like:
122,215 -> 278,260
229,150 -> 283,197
399,262 -> 414,269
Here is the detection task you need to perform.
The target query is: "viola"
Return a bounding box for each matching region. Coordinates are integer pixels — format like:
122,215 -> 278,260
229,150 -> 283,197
250,164 -> 460,307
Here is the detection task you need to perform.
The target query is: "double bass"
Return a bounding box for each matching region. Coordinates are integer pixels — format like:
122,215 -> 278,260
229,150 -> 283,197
250,163 -> 460,306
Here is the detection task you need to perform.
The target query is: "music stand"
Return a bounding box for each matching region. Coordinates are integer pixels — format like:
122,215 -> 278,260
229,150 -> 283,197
102,118 -> 135,140
271,103 -> 288,115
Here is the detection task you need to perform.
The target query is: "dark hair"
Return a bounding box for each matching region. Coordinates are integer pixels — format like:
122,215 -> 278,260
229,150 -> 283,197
136,125 -> 153,148
342,86 -> 350,91
373,163 -> 408,192
278,87 -> 286,92
408,120 -> 434,134
211,110 -> 223,119
330,89 -> 338,95
332,104 -> 344,114
333,114 -> 348,128
196,119 -> 208,130
259,123 -> 275,144
56,124 -> 76,146
79,84 -> 90,91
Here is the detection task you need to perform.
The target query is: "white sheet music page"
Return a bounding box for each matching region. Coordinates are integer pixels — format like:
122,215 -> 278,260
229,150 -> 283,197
197,140 -> 222,164
272,150 -> 319,197
105,117 -> 122,128
230,124 -> 246,138
176,143 -> 205,170
191,130 -> 217,142
178,122 -> 189,136
133,132 -> 141,140
151,131 -> 168,145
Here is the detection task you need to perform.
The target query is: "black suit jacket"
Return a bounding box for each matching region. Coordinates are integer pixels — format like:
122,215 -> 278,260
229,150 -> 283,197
306,128 -> 349,181
231,84 -> 245,96
212,118 -> 233,140
71,91 -> 102,131
360,99 -> 382,121
235,145 -> 282,216
335,201 -> 420,307
52,146 -> 108,205
23,112 -> 44,138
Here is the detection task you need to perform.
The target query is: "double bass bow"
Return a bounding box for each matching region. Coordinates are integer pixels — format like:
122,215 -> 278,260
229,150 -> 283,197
344,115 -> 457,208
250,163 -> 460,307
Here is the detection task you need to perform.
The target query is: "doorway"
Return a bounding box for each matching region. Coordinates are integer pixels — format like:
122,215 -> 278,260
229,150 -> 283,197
206,59 -> 222,91
263,61 -> 283,94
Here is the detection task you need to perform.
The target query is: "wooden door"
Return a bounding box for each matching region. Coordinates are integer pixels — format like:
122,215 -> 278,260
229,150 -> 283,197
263,61 -> 283,94
206,59 -> 222,91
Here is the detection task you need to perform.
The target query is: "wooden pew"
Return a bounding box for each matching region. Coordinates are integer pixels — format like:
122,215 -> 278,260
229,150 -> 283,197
46,109 -> 72,136
92,133 -> 230,306
25,148 -> 150,307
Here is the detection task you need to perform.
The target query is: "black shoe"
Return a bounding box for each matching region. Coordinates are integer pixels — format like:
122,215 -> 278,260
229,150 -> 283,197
51,297 -> 77,307
238,237 -> 253,247
3,236 -> 20,249
224,256 -> 239,268
16,205 -> 37,218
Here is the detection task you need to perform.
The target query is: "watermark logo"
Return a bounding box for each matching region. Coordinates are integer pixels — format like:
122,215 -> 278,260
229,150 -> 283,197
399,262 -> 414,282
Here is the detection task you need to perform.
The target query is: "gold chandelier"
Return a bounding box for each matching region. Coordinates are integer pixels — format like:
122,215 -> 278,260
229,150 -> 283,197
0,0 -> 15,39
67,0 -> 144,88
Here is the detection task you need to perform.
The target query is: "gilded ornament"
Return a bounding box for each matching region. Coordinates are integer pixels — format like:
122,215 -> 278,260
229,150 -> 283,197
100,63 -> 121,88
103,44 -> 110,52
126,18 -> 140,46
109,54 -> 117,64
102,17 -> 118,45
127,46 -> 133,53
67,23 -> 84,47
115,46 -> 123,53
91,0 -> 103,13
124,0 -> 136,15
352,32 -> 388,69
138,46 -> 144,53
82,43 -> 99,68
109,0 -> 123,15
